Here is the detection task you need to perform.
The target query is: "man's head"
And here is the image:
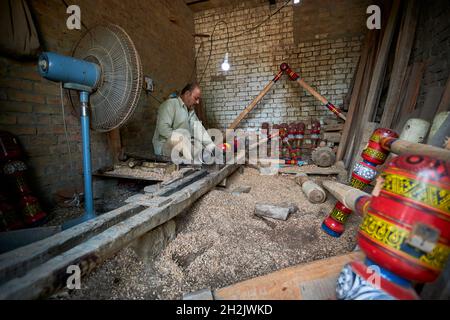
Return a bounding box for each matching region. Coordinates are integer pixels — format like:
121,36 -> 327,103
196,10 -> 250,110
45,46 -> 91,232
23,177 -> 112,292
180,83 -> 201,110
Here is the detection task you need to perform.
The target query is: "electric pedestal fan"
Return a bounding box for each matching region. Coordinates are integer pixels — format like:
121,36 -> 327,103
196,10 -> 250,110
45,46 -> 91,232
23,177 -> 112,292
38,24 -> 143,229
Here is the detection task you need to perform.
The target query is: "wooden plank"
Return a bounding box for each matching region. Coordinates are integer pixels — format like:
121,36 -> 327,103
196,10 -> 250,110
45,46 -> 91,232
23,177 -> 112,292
393,62 -> 426,131
362,0 -> 401,122
93,171 -> 165,182
214,252 -> 364,300
341,31 -> 381,165
145,169 -> 209,196
279,167 -> 345,176
336,36 -> 368,161
437,75 -> 450,114
380,0 -> 419,128
0,203 -> 142,285
0,164 -> 241,299
323,132 -> 341,143
323,124 -> 344,132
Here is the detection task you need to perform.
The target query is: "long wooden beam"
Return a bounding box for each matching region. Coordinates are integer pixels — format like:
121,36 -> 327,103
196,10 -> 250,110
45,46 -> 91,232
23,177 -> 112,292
229,70 -> 283,130
380,0 -> 419,128
0,203 -> 143,285
281,63 -> 347,121
336,31 -> 376,161
0,164 -> 240,299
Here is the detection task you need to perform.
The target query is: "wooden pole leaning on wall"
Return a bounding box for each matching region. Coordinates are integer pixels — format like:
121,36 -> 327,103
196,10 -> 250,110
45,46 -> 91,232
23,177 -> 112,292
281,63 -> 347,121
380,137 -> 450,162
229,69 -> 284,130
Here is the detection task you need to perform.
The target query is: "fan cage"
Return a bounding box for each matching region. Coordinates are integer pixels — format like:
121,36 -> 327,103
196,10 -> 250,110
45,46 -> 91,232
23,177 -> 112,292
68,24 -> 143,132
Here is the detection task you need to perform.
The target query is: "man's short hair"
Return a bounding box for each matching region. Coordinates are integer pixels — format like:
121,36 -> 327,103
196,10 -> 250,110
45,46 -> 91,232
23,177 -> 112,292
181,83 -> 200,95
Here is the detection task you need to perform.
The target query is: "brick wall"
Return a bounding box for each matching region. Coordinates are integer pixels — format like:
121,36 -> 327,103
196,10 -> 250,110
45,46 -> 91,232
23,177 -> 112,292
193,0 -> 369,132
411,0 -> 450,114
0,0 -> 195,206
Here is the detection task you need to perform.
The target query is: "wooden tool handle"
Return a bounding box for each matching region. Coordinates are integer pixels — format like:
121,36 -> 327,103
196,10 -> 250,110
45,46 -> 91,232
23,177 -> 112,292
322,180 -> 370,213
381,137 -> 450,162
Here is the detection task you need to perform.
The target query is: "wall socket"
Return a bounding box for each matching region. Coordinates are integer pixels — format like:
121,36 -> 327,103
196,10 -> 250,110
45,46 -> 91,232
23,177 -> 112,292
144,76 -> 154,92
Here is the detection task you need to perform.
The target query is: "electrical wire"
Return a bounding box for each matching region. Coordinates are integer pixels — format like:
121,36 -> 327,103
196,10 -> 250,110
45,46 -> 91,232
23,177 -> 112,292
195,0 -> 291,84
148,92 -> 163,104
60,82 -> 80,206
234,0 -> 291,38
190,40 -> 204,82
198,20 -> 229,84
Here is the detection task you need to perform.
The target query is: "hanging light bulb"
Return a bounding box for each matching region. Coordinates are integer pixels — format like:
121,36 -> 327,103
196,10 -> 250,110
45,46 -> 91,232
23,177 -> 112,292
221,52 -> 230,71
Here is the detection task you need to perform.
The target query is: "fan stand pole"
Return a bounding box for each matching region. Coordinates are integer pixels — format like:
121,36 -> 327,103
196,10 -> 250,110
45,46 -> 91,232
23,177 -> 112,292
63,91 -> 96,229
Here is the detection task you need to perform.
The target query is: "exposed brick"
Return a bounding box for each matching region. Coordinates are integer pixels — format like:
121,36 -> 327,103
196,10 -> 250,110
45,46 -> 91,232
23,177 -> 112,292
7,89 -> 46,104
33,104 -> 61,114
17,114 -> 36,125
0,78 -> 34,91
0,101 -> 33,113
0,113 -> 16,125
2,0 -> 194,206
11,126 -> 37,136
33,82 -> 61,95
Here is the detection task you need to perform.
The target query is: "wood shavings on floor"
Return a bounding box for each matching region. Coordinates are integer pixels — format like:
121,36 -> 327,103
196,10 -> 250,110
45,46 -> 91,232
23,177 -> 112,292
61,167 -> 360,300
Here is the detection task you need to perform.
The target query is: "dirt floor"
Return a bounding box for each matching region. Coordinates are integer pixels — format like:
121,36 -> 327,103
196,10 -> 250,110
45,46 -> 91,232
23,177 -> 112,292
53,167 -> 361,300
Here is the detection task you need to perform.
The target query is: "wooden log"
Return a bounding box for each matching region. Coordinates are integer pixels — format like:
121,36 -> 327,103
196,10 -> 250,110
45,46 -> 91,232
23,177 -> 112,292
311,147 -> 336,167
0,203 -> 143,285
296,174 -> 326,204
213,252 -> 364,300
0,164 -> 241,299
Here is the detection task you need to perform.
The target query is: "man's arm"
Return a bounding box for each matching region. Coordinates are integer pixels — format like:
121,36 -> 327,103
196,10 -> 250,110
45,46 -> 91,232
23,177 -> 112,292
155,101 -> 175,140
190,112 -> 215,148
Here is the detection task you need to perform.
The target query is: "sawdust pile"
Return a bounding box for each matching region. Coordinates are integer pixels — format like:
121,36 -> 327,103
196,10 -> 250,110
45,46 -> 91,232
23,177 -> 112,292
63,167 -> 360,300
